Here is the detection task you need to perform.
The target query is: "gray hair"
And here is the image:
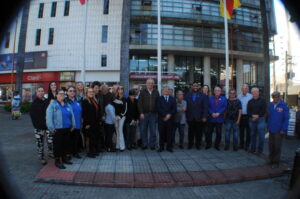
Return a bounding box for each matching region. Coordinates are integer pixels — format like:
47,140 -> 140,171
176,90 -> 184,95
271,91 -> 280,98
251,87 -> 259,93
242,84 -> 249,89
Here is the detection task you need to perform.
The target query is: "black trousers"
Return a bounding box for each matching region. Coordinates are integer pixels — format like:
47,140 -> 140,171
188,120 -> 203,147
96,124 -> 105,152
239,115 -> 251,148
158,119 -> 173,150
105,123 -> 115,149
206,122 -> 222,147
269,133 -> 284,164
70,129 -> 81,155
53,129 -> 70,159
85,126 -> 98,155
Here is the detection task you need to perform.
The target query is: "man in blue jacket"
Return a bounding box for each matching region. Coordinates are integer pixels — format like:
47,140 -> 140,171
267,91 -> 289,168
157,87 -> 177,152
184,82 -> 208,149
206,86 -> 227,150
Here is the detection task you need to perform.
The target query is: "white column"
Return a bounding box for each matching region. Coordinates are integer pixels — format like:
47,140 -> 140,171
236,59 -> 243,96
167,54 -> 175,90
203,56 -> 211,87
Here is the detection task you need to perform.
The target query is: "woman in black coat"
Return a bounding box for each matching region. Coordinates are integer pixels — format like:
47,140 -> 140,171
82,88 -> 102,158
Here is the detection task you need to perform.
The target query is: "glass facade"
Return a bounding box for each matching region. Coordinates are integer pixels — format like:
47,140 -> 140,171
131,0 -> 262,28
130,24 -> 263,53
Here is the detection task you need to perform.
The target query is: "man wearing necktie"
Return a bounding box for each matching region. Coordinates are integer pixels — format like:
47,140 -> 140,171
157,87 -> 177,152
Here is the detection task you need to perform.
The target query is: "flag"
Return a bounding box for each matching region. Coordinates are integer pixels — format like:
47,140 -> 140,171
220,0 -> 241,19
79,0 -> 85,5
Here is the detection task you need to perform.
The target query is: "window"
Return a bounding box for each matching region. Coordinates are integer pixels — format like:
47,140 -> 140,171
38,3 -> 44,18
51,2 -> 57,17
103,0 -> 109,14
64,1 -> 70,16
101,55 -> 107,67
4,32 -> 10,48
48,28 -> 54,45
102,25 -> 108,43
35,29 -> 41,46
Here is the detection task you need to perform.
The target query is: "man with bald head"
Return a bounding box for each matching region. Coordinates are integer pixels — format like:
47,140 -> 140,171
247,87 -> 267,154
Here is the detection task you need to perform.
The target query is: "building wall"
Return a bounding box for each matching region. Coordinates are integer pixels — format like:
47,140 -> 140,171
1,0 -> 123,82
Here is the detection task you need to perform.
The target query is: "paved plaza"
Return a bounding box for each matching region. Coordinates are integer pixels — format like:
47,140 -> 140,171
0,110 -> 299,199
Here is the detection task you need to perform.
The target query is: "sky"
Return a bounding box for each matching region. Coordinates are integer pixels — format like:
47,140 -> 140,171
273,0 -> 300,87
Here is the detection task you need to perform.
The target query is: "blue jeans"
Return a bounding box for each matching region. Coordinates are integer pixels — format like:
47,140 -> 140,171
225,120 -> 239,146
140,113 -> 157,148
249,117 -> 266,153
172,123 -> 185,145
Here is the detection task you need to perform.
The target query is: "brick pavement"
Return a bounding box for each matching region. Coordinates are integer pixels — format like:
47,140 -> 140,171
35,146 -> 288,188
0,110 -> 298,199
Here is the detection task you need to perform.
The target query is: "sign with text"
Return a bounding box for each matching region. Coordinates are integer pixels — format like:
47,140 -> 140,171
0,51 -> 47,71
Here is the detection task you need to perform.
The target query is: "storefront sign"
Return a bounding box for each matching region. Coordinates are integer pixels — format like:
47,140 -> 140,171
0,72 -> 59,83
130,74 -> 180,80
0,51 -> 47,71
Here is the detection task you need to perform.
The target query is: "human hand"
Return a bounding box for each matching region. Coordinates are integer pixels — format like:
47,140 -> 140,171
140,114 -> 144,120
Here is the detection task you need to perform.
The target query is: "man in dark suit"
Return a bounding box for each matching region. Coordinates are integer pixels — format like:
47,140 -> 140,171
184,82 -> 208,149
157,87 -> 177,152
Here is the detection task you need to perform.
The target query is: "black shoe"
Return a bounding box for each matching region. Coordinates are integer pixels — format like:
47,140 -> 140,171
55,160 -> 66,169
196,145 -> 201,150
120,149 -> 125,152
150,147 -> 156,150
62,159 -> 73,165
142,146 -> 147,150
224,145 -> 229,150
73,153 -> 82,159
167,148 -> 173,153
41,159 -> 47,165
179,145 -> 184,149
215,146 -> 220,151
188,146 -> 193,149
205,145 -> 211,150
233,146 -> 238,151
157,148 -> 164,152
87,154 -> 96,158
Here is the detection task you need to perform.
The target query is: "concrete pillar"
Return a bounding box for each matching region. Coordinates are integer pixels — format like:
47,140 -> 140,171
167,54 -> 175,91
203,56 -> 211,87
236,59 -> 243,96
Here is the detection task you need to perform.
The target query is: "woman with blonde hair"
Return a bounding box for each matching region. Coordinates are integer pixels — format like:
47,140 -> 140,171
113,86 -> 127,151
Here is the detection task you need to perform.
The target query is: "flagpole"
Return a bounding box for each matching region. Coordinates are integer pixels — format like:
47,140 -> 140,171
157,0 -> 162,94
224,0 -> 230,98
81,0 -> 88,85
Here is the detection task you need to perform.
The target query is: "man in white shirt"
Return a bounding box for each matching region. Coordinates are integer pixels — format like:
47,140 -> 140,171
237,84 -> 253,150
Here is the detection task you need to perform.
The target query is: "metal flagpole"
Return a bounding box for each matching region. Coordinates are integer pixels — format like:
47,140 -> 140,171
81,0 -> 88,85
223,0 -> 230,98
157,0 -> 162,94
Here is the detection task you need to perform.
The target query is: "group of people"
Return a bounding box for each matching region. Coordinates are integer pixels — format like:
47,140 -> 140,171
29,79 -> 290,169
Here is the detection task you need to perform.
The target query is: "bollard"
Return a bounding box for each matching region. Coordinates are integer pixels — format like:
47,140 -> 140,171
290,148 -> 300,189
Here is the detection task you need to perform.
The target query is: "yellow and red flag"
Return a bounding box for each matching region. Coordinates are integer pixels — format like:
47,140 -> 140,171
220,0 -> 241,19
79,0 -> 85,5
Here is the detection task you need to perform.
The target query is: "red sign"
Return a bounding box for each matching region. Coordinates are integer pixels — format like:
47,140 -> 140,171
130,74 -> 180,80
0,72 -> 60,83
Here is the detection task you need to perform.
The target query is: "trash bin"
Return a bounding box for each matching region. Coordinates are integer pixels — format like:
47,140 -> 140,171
290,148 -> 300,189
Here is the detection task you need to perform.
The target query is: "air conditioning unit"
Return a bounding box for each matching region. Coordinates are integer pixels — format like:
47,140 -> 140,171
141,0 -> 152,6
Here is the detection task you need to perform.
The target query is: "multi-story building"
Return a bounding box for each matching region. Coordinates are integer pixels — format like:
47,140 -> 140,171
128,0 -> 277,94
0,0 -> 277,102
0,0 -> 124,102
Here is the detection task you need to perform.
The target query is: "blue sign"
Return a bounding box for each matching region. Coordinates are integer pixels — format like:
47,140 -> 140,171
0,54 -> 16,71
